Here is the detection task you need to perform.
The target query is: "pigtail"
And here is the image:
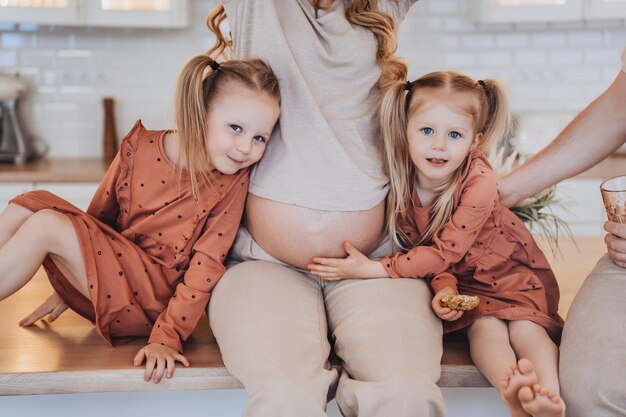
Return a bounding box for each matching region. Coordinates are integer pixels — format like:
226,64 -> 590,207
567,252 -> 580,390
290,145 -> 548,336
346,0 -> 408,90
379,80 -> 412,249
477,79 -> 511,153
175,55 -> 221,201
206,5 -> 232,61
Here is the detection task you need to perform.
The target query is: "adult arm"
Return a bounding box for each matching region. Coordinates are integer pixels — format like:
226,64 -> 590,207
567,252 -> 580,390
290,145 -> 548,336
499,70 -> 626,208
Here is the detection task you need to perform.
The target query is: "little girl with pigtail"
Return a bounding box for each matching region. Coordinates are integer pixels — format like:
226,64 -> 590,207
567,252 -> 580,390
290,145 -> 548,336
0,54 -> 280,383
309,71 -> 565,417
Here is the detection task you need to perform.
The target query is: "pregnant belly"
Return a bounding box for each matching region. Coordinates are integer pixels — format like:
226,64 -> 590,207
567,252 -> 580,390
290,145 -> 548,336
245,194 -> 386,270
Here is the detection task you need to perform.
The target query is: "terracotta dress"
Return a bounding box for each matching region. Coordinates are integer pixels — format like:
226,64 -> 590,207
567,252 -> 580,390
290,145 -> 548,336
11,120 -> 248,352
381,150 -> 563,341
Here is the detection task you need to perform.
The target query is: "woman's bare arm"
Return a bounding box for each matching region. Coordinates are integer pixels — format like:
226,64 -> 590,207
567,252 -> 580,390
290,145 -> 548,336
499,70 -> 626,208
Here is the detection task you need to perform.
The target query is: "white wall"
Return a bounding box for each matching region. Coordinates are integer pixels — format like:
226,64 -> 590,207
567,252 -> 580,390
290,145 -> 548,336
0,0 -> 624,158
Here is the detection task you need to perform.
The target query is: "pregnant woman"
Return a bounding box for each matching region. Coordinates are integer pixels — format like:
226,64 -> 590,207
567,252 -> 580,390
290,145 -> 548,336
206,1 -> 446,417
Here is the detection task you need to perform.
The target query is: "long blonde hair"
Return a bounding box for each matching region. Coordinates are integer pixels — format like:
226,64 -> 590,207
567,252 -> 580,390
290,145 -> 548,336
380,71 -> 511,248
206,1 -> 407,90
174,55 -> 280,202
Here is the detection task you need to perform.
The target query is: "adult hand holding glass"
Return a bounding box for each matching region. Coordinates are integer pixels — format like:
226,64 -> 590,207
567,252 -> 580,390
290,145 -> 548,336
601,175 -> 626,268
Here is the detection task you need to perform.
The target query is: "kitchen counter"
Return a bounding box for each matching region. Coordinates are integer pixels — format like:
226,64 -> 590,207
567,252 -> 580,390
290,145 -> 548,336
576,154 -> 625,180
0,158 -> 110,183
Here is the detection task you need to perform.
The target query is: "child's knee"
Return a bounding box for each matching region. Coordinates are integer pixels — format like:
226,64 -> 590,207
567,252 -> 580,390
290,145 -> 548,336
508,319 -> 543,338
468,315 -> 506,336
21,210 -> 70,243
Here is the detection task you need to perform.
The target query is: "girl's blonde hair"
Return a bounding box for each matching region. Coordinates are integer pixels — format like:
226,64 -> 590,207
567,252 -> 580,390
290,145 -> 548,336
380,71 -> 511,248
174,54 -> 280,201
206,1 -> 407,90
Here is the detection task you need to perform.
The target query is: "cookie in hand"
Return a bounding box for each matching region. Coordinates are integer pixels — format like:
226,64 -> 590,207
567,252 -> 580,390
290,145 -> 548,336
440,294 -> 480,311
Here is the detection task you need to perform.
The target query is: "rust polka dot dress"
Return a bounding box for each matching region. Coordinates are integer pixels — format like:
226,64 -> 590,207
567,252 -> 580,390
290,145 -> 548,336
381,150 -> 563,341
10,120 -> 248,353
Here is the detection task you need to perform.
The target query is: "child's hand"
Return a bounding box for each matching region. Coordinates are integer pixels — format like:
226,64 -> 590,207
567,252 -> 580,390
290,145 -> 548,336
19,291 -> 68,327
432,287 -> 464,321
133,343 -> 190,383
308,242 -> 388,280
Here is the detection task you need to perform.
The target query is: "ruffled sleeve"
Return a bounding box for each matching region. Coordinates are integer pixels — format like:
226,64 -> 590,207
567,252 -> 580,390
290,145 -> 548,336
381,154 -> 498,279
148,170 -> 249,352
87,153 -> 121,228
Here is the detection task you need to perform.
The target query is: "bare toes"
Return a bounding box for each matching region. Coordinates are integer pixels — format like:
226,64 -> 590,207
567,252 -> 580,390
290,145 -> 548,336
517,358 -> 534,375
519,386 -> 535,403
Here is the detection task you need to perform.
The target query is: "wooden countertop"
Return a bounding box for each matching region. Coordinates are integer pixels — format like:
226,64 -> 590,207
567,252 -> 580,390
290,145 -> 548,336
0,236 -> 605,394
0,158 -> 110,183
576,154 -> 626,180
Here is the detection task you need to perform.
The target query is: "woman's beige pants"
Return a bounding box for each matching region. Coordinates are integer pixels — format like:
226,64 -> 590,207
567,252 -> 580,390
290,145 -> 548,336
208,229 -> 445,417
560,254 -> 626,417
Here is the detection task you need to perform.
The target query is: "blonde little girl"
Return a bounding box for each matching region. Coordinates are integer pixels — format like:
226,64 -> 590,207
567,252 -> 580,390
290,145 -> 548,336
309,71 -> 565,417
0,54 -> 280,384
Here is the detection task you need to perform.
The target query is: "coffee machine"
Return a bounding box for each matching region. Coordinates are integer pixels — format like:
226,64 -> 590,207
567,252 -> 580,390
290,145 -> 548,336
0,74 -> 41,164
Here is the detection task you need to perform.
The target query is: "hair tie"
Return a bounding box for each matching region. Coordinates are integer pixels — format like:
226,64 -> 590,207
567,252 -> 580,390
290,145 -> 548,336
208,59 -> 220,72
477,79 -> 486,88
405,80 -> 413,91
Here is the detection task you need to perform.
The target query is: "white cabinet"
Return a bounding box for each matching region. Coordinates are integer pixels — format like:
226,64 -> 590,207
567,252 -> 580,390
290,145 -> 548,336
0,0 -> 188,28
33,182 -> 99,211
0,182 -> 98,212
0,0 -> 80,25
0,182 -> 35,210
585,0 -> 626,19
473,0 -> 584,23
473,0 -> 626,22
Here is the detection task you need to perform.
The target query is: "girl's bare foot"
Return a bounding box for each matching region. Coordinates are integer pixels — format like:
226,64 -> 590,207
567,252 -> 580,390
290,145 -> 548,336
500,358 -> 538,417
518,383 -> 565,417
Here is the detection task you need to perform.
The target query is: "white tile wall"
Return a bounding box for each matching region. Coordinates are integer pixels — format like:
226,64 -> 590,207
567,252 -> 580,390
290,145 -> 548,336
0,0 -> 624,158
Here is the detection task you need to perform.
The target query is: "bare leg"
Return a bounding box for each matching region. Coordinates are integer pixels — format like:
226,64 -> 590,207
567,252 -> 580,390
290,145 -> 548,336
0,209 -> 89,301
0,203 -> 35,249
467,316 -> 529,417
509,320 -> 565,417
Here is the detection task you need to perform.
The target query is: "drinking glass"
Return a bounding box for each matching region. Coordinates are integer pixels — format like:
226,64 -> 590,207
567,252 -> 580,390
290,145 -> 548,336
601,175 -> 626,224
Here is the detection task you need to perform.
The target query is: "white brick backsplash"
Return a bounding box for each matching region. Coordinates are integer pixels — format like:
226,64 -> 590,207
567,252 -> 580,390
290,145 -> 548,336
549,50 -> 584,65
444,52 -> 477,67
426,0 -> 460,15
547,83 -> 582,100
461,33 -> 494,49
606,29 -> 626,47
442,16 -> 477,32
495,33 -> 530,49
531,32 -> 566,48
400,16 -> 443,32
514,50 -> 548,66
439,34 -> 460,49
478,51 -> 512,66
603,67 -> 622,82
586,48 -> 621,65
567,30 -> 604,47
564,67 -> 602,82
0,0 -> 625,157
0,50 -> 18,66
